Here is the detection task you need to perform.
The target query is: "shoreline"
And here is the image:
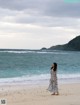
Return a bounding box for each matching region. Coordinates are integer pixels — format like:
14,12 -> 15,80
0,74 -> 80,86
0,78 -> 80,87
0,83 -> 80,105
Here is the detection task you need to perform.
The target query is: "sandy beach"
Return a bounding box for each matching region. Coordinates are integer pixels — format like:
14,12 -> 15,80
0,83 -> 80,105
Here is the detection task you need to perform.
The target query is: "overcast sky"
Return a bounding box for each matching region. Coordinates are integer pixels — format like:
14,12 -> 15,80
0,0 -> 80,49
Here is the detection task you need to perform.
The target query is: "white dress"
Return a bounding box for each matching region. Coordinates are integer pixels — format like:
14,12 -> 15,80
48,69 -> 58,93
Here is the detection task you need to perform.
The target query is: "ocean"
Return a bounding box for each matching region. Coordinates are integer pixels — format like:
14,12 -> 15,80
0,49 -> 80,85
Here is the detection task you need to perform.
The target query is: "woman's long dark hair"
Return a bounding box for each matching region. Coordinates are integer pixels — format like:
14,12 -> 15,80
51,62 -> 57,71
54,63 -> 57,71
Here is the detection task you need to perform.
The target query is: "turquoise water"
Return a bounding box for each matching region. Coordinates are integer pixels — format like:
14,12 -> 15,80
0,49 -> 80,85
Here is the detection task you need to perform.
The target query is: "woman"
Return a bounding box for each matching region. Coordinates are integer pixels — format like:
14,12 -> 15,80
47,63 -> 59,95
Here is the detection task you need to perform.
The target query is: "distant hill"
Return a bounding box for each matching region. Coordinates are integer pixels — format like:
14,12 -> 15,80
41,35 -> 80,51
49,35 -> 80,51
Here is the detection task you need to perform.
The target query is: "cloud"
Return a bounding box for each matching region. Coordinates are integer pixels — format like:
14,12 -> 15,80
0,0 -> 80,49
0,0 -> 47,11
0,0 -> 80,29
45,0 -> 80,18
0,0 -> 80,18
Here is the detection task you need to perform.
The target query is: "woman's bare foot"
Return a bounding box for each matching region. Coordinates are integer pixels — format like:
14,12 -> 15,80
56,92 -> 59,95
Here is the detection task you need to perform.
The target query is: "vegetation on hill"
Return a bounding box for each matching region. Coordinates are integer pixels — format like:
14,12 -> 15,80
41,35 -> 80,51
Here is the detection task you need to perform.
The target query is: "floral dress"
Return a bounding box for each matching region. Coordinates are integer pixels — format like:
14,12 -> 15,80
48,69 -> 58,93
